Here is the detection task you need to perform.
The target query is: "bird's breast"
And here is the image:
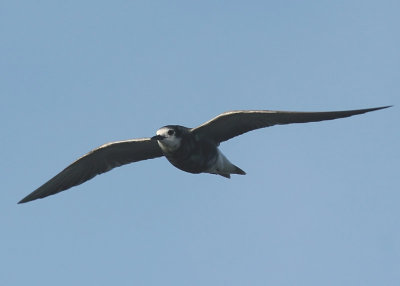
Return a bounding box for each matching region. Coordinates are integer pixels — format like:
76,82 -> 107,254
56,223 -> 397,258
163,137 -> 218,174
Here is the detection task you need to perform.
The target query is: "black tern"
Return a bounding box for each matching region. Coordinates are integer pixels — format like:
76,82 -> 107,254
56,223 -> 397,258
19,106 -> 391,204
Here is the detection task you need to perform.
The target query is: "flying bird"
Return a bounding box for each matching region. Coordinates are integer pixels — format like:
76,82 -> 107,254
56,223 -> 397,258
18,106 -> 391,204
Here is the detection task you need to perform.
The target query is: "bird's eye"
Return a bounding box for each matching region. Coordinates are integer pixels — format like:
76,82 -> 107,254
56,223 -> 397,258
167,130 -> 174,136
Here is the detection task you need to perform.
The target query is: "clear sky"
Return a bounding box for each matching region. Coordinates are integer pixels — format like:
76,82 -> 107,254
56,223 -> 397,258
1,1 -> 399,285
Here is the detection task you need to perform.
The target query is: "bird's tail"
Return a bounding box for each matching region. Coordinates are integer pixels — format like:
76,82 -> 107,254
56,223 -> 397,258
207,149 -> 247,179
233,165 -> 246,175
218,165 -> 246,178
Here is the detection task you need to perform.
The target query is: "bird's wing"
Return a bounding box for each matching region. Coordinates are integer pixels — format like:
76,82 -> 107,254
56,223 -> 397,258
19,138 -> 163,204
191,106 -> 391,144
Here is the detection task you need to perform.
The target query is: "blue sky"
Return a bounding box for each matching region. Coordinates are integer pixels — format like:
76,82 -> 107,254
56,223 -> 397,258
1,1 -> 399,285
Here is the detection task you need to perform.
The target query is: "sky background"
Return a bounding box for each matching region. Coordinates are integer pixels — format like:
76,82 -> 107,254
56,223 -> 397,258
1,1 -> 399,285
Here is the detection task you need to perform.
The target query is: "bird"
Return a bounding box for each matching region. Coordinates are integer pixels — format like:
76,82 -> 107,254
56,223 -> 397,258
18,106 -> 391,204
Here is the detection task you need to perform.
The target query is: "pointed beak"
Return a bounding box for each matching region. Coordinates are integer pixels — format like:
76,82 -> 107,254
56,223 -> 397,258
151,135 -> 165,141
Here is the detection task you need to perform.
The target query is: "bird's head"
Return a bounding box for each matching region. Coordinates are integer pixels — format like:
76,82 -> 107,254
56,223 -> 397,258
151,125 -> 187,152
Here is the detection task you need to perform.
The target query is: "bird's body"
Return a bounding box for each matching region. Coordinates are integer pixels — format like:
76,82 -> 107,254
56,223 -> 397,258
155,125 -> 245,177
18,106 -> 391,204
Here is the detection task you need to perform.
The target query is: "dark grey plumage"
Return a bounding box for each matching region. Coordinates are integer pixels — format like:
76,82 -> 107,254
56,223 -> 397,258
18,139 -> 163,203
191,107 -> 390,143
18,106 -> 391,204
153,125 -> 245,176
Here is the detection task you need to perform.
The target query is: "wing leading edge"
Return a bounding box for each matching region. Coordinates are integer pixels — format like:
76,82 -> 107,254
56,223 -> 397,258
18,138 -> 163,204
191,106 -> 391,144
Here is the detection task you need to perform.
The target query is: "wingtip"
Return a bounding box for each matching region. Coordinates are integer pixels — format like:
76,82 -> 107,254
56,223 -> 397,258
376,105 -> 393,110
358,105 -> 392,115
361,105 -> 392,112
18,195 -> 36,204
18,198 -> 29,204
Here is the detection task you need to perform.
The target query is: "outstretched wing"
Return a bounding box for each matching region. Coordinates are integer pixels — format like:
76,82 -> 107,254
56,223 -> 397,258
19,138 -> 163,203
191,106 -> 391,144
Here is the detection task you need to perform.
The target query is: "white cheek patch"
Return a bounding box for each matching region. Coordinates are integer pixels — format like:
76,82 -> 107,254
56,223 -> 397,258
156,127 -> 182,152
156,127 -> 169,137
157,137 -> 182,152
